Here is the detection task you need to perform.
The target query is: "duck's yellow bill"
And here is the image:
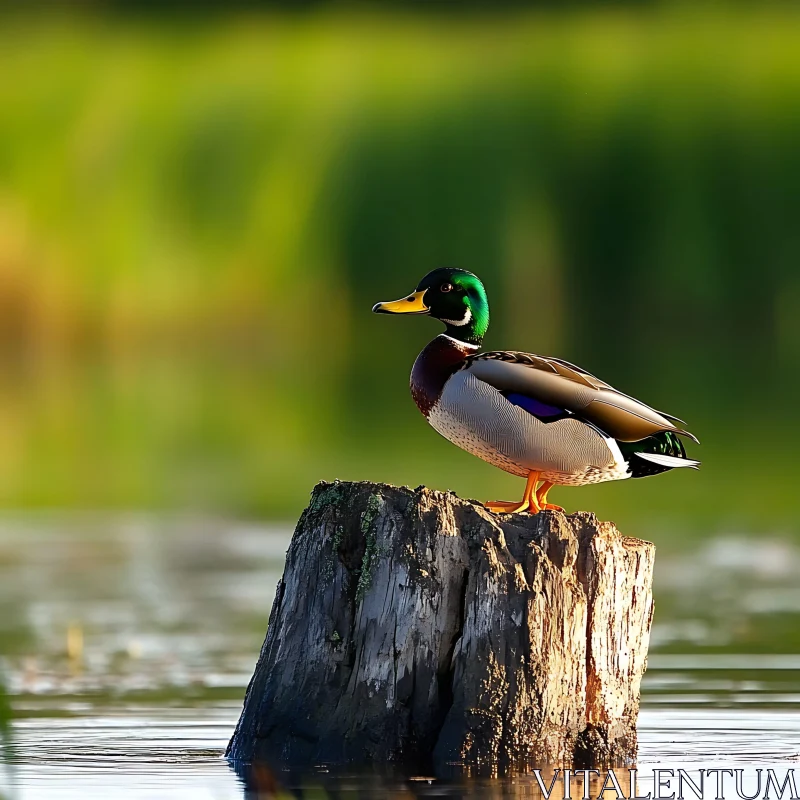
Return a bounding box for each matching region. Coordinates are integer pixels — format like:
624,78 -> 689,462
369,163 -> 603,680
372,290 -> 429,315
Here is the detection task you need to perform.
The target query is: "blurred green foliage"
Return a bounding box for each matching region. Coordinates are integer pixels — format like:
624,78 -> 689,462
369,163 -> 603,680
0,9 -> 798,533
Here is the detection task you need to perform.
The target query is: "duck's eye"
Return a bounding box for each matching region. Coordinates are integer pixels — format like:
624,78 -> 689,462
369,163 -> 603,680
441,283 -> 453,293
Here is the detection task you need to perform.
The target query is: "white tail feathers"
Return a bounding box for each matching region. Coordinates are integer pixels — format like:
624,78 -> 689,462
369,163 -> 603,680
635,452 -> 701,469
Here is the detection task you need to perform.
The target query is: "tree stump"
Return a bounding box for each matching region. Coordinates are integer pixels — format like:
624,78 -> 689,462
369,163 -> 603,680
226,480 -> 655,773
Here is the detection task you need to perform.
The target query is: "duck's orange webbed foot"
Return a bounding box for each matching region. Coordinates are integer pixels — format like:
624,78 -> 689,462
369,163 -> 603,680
485,471 -> 542,515
535,481 -> 564,512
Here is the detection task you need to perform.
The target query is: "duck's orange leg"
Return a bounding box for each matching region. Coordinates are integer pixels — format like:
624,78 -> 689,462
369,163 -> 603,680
535,480 -> 564,512
485,471 -> 542,515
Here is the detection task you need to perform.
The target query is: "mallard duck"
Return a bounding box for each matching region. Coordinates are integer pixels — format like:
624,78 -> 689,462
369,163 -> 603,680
372,268 -> 699,514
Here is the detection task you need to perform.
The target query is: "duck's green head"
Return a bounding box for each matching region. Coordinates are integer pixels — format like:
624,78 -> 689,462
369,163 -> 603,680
372,268 -> 489,346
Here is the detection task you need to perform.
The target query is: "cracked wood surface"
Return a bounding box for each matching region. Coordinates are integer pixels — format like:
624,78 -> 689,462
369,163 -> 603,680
226,481 -> 655,772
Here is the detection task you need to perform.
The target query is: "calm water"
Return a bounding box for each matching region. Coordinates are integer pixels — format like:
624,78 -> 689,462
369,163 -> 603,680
1,516 -> 799,799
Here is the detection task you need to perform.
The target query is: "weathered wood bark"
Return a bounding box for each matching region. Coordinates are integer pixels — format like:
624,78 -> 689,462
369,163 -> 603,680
227,480 -> 655,773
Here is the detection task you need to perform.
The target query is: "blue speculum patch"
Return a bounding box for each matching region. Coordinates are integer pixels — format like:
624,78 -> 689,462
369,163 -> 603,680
504,392 -> 567,421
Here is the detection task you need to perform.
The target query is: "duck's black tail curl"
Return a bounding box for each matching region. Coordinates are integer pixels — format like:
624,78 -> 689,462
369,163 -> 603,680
618,431 -> 701,478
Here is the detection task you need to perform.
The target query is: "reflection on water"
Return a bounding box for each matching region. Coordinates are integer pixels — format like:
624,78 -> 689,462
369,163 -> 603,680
6,707 -> 237,800
1,516 -> 799,798
4,707 -> 800,799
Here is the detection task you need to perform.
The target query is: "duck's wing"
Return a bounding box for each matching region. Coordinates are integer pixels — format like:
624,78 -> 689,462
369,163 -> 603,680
541,354 -> 688,425
463,350 -> 698,443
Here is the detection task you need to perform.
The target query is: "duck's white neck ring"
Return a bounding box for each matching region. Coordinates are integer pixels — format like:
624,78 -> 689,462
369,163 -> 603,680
438,334 -> 479,350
